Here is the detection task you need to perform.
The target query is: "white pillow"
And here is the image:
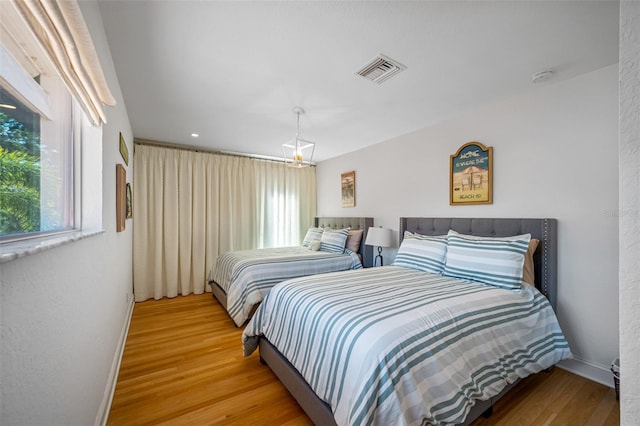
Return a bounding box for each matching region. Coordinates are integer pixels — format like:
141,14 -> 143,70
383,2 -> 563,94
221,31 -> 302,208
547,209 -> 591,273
443,230 -> 531,290
308,240 -> 321,251
393,232 -> 448,274
319,227 -> 350,254
302,227 -> 323,247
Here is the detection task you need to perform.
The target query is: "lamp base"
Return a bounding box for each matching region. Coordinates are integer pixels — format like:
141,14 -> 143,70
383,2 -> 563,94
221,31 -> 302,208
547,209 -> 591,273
374,246 -> 384,267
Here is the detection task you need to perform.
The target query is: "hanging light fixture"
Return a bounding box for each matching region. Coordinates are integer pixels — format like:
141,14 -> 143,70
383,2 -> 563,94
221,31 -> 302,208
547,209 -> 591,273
282,106 -> 315,168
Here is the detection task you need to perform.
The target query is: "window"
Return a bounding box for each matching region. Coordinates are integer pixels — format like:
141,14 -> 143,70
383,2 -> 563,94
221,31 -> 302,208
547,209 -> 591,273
0,0 -> 112,257
0,87 -> 43,235
0,40 -> 75,241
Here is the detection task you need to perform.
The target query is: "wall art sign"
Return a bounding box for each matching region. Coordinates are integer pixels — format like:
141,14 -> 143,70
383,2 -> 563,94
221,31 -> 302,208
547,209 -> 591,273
450,141 -> 493,205
341,171 -> 355,208
116,164 -> 126,231
126,183 -> 133,219
119,132 -> 129,166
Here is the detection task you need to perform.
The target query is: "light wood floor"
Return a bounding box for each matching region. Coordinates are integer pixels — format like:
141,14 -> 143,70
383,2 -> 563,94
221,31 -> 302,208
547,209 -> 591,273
108,293 -> 619,425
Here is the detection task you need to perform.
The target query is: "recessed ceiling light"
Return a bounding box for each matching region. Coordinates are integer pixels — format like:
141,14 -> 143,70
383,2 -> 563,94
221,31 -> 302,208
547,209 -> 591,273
191,133 -> 199,138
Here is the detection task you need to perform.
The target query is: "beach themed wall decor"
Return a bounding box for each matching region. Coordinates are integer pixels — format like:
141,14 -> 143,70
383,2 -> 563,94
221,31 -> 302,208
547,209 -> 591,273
116,164 -> 126,231
341,171 -> 355,207
450,141 -> 493,205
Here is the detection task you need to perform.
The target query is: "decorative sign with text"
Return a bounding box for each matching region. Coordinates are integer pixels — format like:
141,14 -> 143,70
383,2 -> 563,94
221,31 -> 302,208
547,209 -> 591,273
450,142 -> 493,205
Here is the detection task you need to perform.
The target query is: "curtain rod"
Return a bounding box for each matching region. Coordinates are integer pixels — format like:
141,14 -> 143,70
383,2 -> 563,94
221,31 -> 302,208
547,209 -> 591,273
134,138 -> 316,166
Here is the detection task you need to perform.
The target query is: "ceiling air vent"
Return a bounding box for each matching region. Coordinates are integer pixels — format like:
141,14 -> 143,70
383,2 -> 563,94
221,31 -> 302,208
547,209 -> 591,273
355,54 -> 406,84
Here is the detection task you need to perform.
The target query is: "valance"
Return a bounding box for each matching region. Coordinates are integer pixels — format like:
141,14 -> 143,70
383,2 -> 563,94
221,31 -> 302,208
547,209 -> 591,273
11,0 -> 116,125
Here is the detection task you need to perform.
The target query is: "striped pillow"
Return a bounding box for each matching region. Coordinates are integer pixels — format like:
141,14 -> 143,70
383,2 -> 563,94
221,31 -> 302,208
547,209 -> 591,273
443,230 -> 531,290
302,227 -> 324,247
319,227 -> 350,254
393,232 -> 448,274
403,230 -> 446,240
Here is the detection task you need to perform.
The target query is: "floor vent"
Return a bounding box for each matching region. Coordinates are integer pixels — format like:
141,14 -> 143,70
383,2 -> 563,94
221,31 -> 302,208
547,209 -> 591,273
355,54 -> 406,84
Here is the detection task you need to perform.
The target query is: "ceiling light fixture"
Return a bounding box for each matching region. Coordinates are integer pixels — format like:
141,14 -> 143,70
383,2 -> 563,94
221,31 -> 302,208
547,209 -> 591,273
191,133 -> 199,138
282,107 -> 314,168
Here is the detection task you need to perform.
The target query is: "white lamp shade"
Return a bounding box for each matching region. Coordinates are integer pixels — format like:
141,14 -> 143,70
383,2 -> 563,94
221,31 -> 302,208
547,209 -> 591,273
364,227 -> 393,248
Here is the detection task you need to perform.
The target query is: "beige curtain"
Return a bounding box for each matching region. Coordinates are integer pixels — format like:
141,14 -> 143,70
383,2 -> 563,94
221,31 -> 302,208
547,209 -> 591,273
132,144 -> 316,301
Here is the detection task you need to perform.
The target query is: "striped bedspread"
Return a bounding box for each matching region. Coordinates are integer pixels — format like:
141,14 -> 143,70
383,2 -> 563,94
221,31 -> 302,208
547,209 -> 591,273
243,266 -> 571,425
210,246 -> 361,326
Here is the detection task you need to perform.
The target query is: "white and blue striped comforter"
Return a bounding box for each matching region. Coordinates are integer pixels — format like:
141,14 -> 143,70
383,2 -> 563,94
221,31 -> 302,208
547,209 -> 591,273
210,247 -> 361,326
242,266 -> 571,425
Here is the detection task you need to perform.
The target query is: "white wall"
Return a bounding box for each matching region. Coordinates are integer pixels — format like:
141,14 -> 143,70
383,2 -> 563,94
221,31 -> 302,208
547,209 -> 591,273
619,1 -> 640,423
317,64 -> 620,385
0,2 -> 134,425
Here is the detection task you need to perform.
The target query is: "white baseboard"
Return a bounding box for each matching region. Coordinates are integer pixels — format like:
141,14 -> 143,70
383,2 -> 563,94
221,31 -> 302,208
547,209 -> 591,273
557,357 -> 615,388
95,297 -> 135,426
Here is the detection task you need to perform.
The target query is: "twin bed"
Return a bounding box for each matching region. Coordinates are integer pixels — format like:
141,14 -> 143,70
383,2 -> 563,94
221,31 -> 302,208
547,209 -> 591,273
208,217 -> 373,326
241,217 -> 570,425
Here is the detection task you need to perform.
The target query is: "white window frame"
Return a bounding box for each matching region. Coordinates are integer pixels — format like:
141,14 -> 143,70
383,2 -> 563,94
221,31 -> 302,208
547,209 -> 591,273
0,4 -> 103,262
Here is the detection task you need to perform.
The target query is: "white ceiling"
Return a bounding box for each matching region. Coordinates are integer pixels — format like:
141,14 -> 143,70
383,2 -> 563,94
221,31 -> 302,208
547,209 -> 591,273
98,0 -> 619,162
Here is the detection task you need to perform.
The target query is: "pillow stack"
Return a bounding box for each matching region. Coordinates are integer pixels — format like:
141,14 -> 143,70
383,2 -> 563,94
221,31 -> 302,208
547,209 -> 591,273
302,227 -> 324,248
393,229 -> 535,290
319,227 -> 350,253
442,230 -> 531,290
301,226 -> 352,254
392,231 -> 448,274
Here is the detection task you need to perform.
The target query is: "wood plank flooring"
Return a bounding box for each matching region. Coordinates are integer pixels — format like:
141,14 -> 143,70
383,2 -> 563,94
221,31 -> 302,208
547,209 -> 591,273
108,293 -> 619,425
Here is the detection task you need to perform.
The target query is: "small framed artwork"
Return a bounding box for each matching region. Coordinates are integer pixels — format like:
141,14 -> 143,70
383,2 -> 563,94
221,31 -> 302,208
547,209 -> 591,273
126,183 -> 133,219
119,132 -> 129,166
341,171 -> 355,208
116,164 -> 126,231
450,141 -> 493,205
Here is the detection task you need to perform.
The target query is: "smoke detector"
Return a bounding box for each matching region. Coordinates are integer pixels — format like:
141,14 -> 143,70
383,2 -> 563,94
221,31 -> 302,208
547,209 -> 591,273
355,54 -> 406,84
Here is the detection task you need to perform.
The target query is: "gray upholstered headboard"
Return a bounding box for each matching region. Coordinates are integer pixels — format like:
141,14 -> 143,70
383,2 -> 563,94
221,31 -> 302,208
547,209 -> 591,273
399,217 -> 558,310
315,217 -> 374,268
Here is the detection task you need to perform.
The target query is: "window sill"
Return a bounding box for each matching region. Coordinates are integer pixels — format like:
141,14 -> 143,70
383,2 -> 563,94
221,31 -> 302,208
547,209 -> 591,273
0,230 -> 104,264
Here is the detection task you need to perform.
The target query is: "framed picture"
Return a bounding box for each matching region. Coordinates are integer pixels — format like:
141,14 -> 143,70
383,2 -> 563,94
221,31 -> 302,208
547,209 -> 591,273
116,164 -> 126,231
341,171 -> 355,208
450,141 -> 493,205
119,132 -> 129,166
126,183 -> 133,219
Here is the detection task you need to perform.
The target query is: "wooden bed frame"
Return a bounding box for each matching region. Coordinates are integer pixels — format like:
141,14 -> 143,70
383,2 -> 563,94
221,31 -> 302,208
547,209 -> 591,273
258,217 -> 558,425
209,216 -> 374,314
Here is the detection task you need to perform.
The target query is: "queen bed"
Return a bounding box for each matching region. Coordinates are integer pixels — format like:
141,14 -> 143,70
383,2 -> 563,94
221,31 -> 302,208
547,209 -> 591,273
209,217 -> 373,326
242,217 -> 570,425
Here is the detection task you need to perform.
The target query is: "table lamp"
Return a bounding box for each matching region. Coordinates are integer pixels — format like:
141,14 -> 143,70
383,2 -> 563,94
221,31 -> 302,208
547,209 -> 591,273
364,227 -> 393,267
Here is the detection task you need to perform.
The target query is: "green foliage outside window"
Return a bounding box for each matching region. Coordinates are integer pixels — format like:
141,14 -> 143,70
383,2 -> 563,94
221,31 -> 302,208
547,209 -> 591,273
0,111 -> 41,235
